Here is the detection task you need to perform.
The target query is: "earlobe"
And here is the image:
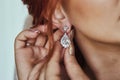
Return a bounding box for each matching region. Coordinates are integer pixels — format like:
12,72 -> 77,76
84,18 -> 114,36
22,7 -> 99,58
52,5 -> 72,33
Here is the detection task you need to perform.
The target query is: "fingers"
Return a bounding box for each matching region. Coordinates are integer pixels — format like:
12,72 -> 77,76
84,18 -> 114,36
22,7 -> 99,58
32,46 -> 49,64
15,29 -> 40,49
53,29 -> 63,42
15,25 -> 48,49
38,65 -> 46,80
15,48 -> 33,80
35,25 -> 63,49
46,42 -> 63,80
28,61 -> 46,80
15,25 -> 49,80
49,42 -> 62,63
44,29 -> 63,50
35,35 -> 47,47
64,44 -> 89,80
15,46 -> 48,80
34,25 -> 48,33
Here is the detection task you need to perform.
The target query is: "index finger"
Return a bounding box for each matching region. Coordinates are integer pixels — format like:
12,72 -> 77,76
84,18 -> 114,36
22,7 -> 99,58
46,42 -> 63,80
15,29 -> 40,49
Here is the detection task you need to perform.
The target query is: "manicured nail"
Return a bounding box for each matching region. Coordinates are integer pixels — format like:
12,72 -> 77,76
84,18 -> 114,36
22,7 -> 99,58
68,44 -> 74,55
29,29 -> 40,34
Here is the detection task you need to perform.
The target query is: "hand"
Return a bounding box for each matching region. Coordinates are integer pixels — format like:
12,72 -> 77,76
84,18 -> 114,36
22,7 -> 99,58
35,29 -> 65,80
15,25 -> 89,80
64,43 -> 90,80
15,25 -> 49,80
46,30 -> 90,80
15,25 -> 64,80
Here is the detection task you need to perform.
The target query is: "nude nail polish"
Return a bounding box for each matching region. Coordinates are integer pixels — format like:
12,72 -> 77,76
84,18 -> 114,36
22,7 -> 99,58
30,29 -> 40,34
68,44 -> 74,55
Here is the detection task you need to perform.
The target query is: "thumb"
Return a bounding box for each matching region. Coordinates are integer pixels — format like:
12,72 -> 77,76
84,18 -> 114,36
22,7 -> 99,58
64,43 -> 89,80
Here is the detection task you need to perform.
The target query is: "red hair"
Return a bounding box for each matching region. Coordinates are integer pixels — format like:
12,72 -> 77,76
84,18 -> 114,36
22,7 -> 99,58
22,0 -> 86,69
22,0 -> 60,49
22,0 -> 59,25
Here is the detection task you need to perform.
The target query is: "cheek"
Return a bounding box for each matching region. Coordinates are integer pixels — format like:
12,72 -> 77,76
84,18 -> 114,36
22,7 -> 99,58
66,0 -> 120,43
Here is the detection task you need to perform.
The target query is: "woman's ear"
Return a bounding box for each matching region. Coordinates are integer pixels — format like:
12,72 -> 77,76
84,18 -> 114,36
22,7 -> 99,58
52,4 -> 71,33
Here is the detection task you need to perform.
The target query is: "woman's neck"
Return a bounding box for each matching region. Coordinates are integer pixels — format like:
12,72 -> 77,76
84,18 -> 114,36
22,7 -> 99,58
75,29 -> 120,80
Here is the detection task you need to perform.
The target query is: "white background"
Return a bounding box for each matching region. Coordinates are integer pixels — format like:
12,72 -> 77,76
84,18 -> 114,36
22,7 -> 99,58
0,0 -> 28,80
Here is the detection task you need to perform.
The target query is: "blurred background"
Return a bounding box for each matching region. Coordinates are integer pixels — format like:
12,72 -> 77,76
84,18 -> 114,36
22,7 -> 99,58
0,0 -> 28,80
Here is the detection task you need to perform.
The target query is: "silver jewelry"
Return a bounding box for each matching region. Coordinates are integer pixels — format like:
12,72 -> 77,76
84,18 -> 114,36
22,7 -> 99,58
60,26 -> 71,48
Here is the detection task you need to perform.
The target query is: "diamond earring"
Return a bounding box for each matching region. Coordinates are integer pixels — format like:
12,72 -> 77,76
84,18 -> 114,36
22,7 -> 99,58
60,26 -> 71,48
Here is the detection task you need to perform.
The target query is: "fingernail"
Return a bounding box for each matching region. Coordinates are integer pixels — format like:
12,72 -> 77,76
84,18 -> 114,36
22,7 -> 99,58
68,44 -> 74,56
29,29 -> 40,34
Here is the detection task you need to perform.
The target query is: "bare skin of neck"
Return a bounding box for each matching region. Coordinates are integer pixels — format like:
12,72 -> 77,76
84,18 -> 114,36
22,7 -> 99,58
75,29 -> 120,80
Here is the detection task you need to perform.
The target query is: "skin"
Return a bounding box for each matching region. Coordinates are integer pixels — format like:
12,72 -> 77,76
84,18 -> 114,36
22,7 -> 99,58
15,0 -> 120,80
15,26 -> 88,80
61,0 -> 120,80
62,0 -> 120,43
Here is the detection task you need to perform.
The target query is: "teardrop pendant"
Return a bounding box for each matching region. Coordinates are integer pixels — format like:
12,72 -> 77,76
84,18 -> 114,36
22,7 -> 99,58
60,33 -> 71,48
